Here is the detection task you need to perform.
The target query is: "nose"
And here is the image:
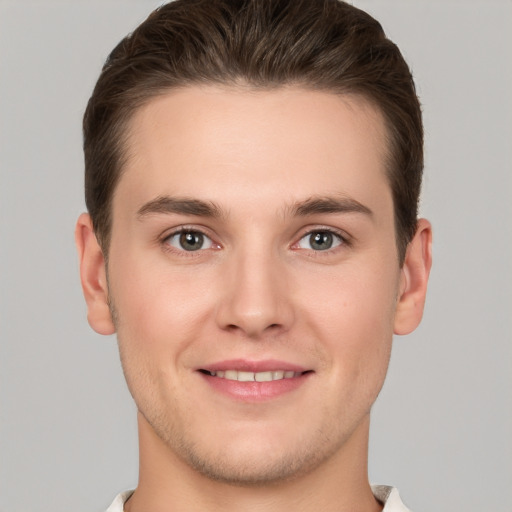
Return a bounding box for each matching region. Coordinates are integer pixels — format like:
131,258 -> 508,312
215,248 -> 294,338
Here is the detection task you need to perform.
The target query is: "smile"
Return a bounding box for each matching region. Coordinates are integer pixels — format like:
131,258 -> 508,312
202,370 -> 303,382
197,360 -> 312,400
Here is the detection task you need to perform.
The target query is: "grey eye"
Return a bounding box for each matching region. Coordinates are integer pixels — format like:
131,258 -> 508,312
298,231 -> 342,251
167,231 -> 213,251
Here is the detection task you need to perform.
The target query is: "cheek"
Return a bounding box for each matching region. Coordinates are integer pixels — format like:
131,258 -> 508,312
296,259 -> 399,371
108,252 -> 219,358
304,269 -> 396,416
109,257 -> 211,404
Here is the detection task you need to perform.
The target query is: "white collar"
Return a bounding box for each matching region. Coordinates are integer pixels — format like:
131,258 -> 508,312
106,485 -> 411,511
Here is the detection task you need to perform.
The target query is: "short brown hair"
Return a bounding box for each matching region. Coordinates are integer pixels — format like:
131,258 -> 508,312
83,0 -> 423,263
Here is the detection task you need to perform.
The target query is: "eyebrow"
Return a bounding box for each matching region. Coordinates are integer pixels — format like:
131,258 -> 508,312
290,196 -> 373,218
136,194 -> 373,220
137,196 -> 223,219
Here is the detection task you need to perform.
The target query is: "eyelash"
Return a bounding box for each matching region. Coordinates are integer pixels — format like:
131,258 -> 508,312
159,226 -> 351,256
161,226 -> 219,257
293,227 -> 351,255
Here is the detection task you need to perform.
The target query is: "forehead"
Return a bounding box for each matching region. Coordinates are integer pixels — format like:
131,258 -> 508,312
116,85 -> 391,216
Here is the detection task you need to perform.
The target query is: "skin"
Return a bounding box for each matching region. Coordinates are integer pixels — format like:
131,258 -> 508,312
76,86 -> 432,512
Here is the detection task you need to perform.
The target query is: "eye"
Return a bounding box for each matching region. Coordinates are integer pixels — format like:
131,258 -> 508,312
165,230 -> 214,252
297,230 -> 344,251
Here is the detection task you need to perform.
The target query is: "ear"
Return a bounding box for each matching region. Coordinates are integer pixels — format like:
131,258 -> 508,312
394,218 -> 432,335
75,213 -> 116,335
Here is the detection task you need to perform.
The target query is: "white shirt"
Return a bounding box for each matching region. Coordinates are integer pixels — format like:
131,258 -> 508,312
106,485 -> 411,511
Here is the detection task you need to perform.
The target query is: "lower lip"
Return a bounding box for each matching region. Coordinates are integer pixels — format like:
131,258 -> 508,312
199,372 -> 311,401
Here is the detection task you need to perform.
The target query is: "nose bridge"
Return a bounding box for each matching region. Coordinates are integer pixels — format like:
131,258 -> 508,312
216,240 -> 292,337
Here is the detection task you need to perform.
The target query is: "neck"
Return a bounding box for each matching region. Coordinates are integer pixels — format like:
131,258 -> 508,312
124,412 -> 382,512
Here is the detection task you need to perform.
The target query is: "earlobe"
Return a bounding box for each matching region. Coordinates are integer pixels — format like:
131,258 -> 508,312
394,218 -> 432,335
75,213 -> 116,335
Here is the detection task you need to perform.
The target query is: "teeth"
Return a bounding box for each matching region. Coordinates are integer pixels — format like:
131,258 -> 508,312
255,371 -> 273,382
206,370 -> 302,382
237,371 -> 255,382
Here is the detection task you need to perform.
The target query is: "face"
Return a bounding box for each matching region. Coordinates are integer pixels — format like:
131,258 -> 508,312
90,86 -> 410,484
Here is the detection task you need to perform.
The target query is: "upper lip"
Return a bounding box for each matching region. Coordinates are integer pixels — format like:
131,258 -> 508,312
198,359 -> 310,373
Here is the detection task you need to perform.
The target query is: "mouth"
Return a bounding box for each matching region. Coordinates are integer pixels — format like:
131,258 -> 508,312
197,361 -> 313,401
199,369 -> 308,382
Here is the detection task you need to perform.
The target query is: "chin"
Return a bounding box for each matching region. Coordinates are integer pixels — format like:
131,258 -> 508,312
151,412 -> 351,487
178,443 -> 326,487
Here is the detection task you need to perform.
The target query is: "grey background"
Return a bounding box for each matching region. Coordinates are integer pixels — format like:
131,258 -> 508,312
1,1 -> 511,511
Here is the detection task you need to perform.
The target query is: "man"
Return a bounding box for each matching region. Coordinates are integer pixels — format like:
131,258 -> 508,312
75,0 -> 432,510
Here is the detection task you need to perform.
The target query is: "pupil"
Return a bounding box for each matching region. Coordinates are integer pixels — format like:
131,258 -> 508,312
310,232 -> 333,250
180,232 -> 203,251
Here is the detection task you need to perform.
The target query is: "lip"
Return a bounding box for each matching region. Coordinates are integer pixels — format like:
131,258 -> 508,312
197,359 -> 313,402
198,359 -> 308,373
